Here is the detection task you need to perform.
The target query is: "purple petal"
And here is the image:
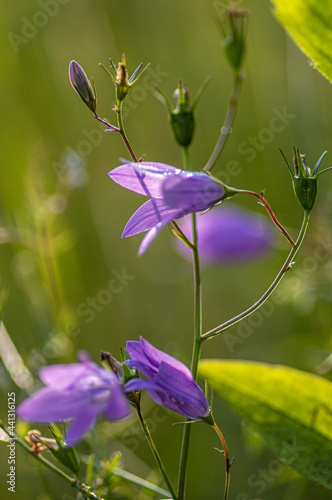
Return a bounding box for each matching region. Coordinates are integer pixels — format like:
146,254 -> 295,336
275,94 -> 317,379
122,199 -> 181,238
125,359 -> 157,379
39,363 -> 88,389
104,383 -> 131,420
163,172 -> 224,212
139,337 -> 193,378
17,388 -> 88,423
124,378 -> 165,406
137,221 -> 170,256
175,205 -> 274,264
109,162 -> 179,198
65,409 -> 99,446
155,363 -> 209,418
124,367 -> 209,419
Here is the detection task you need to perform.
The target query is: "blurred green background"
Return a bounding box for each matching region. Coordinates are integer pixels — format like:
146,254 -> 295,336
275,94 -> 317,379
1,0 -> 332,499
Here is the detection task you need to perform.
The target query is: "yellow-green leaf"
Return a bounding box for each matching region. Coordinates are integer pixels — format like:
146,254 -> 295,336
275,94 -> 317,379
271,0 -> 332,82
199,359 -> 332,489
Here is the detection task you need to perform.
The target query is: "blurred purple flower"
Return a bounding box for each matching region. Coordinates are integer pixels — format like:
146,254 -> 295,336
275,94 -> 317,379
175,205 -> 274,264
124,337 -> 209,419
17,353 -> 131,446
109,161 -> 226,255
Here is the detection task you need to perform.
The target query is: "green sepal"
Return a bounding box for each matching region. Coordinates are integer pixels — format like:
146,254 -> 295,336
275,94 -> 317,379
224,37 -> 246,72
153,78 -> 210,148
47,425 -> 80,476
280,147 -> 329,211
293,176 -> 317,211
170,110 -> 194,147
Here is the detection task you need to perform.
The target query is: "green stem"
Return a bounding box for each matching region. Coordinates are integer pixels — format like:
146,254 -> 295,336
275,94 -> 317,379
201,210 -> 310,341
132,394 -> 177,500
212,421 -> 230,500
117,101 -> 137,162
238,189 -> 295,246
203,72 -> 243,172
0,423 -> 103,499
177,148 -> 203,500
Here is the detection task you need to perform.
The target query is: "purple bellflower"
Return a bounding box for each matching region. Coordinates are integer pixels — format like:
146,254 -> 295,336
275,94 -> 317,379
17,353 -> 131,447
175,205 -> 274,264
124,337 -> 210,419
109,161 -> 234,255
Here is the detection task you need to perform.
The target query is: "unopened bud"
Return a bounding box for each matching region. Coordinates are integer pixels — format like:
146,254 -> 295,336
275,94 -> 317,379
221,5 -> 249,72
69,60 -> 96,112
280,147 -> 330,212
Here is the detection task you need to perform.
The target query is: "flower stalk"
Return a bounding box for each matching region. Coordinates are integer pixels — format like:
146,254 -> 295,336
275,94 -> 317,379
204,72 -> 244,172
237,189 -> 296,246
130,392 -> 177,500
212,420 -> 231,500
201,209 -> 310,341
177,147 -> 203,500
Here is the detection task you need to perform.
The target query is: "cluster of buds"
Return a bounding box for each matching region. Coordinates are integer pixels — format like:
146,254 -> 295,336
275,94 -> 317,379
69,54 -> 150,115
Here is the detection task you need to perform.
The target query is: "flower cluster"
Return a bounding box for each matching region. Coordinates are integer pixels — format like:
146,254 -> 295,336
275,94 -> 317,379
17,340 -> 209,445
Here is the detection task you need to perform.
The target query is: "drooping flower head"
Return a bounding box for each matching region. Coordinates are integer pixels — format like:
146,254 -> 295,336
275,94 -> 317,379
175,205 -> 274,264
124,337 -> 210,419
109,161 -> 237,255
17,353 -> 131,446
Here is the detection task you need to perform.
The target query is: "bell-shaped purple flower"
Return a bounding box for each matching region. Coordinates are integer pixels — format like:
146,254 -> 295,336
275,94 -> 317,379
17,353 -> 131,446
109,161 -> 233,255
175,205 -> 274,264
124,337 -> 209,419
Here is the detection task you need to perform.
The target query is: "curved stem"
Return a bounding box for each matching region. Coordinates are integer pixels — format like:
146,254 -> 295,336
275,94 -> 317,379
204,72 -> 244,172
201,210 -> 310,341
177,148 -> 203,500
131,394 -> 177,500
117,102 -> 137,162
93,111 -> 119,132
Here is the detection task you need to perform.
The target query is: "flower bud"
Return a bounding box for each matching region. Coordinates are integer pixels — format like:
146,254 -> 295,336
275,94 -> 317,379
220,5 -> 249,72
170,80 -> 194,147
69,60 -> 96,112
100,54 -> 150,105
280,147 -> 330,211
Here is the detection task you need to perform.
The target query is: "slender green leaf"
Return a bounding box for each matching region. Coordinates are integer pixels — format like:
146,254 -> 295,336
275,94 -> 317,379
199,359 -> 332,489
271,0 -> 332,82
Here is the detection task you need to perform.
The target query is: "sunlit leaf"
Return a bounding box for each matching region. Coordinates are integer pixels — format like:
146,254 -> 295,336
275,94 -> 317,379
271,0 -> 332,82
199,359 -> 332,489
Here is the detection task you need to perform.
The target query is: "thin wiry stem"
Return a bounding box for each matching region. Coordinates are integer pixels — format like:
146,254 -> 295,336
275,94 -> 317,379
131,393 -> 177,500
204,72 -> 244,172
212,421 -> 231,500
